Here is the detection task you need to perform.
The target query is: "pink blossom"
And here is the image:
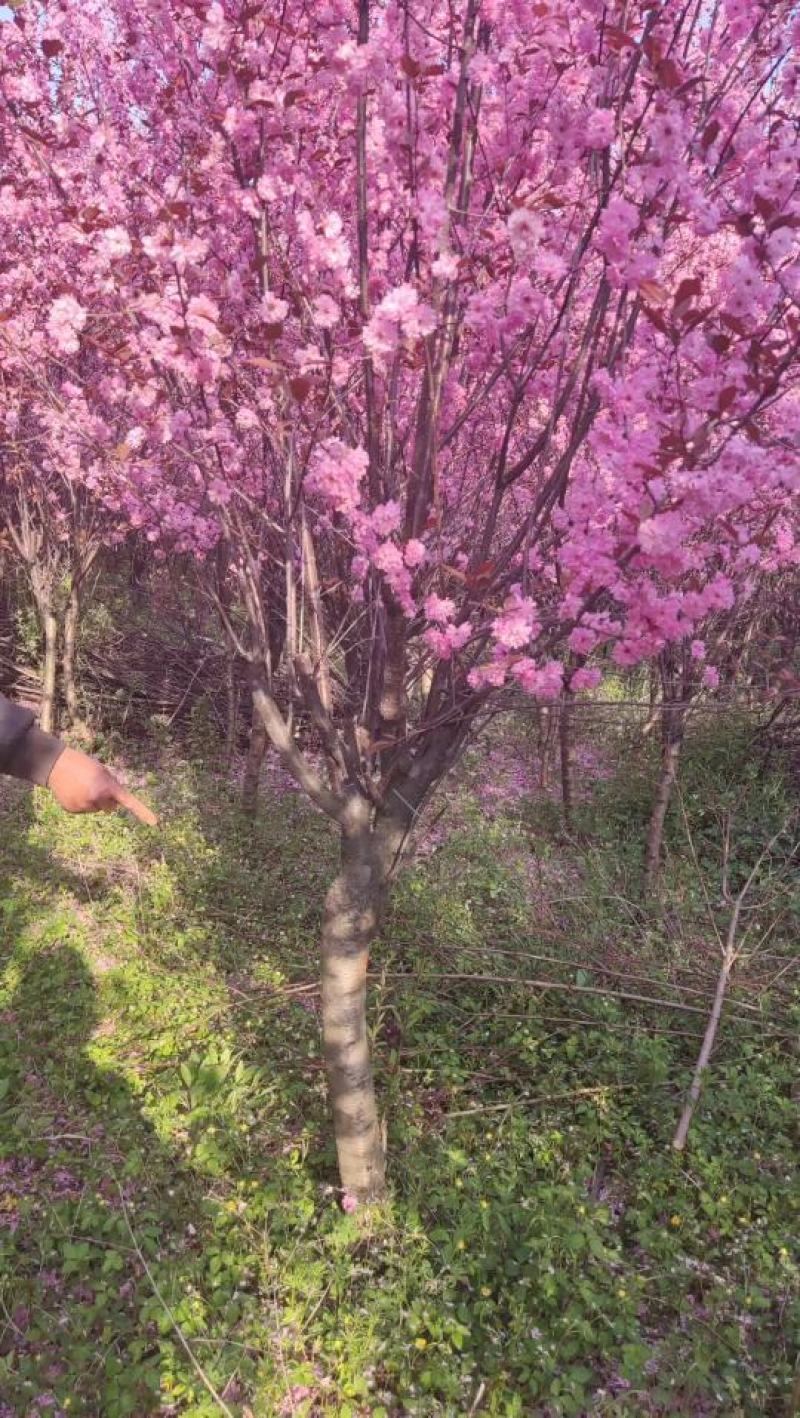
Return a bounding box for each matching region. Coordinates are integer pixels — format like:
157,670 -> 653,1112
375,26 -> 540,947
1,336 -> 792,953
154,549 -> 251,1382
47,295 -> 87,354
432,250 -> 459,280
186,295 -> 220,332
491,595 -> 540,650
568,627 -> 599,655
364,284 -> 436,368
99,226 -> 131,261
690,639 -> 706,660
511,658 -> 564,700
468,660 -> 508,690
702,665 -> 720,690
571,666 -> 602,692
403,539 -> 426,568
425,594 -> 456,624
423,622 -> 471,660
508,278 -> 542,323
201,1 -> 229,50
341,1192 -> 359,1214
507,208 -> 542,261
306,441 -> 368,515
369,500 -> 402,538
262,293 -> 289,323
372,541 -> 414,612
584,108 -> 615,149
595,196 -> 638,266
311,294 -> 340,328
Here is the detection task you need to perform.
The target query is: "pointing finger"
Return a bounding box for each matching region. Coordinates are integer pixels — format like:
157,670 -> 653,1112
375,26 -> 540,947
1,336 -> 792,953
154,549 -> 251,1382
112,784 -> 159,827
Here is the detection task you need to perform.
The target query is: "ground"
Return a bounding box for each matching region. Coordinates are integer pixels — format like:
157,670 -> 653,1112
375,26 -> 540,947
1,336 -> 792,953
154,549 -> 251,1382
0,717 -> 797,1417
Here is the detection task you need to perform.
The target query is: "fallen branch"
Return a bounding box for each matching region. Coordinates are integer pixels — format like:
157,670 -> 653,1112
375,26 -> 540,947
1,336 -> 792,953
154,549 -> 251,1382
446,1079 -> 675,1119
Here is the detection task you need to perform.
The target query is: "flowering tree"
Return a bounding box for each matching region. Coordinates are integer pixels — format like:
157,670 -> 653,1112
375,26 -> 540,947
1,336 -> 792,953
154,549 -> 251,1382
3,0 -> 799,1197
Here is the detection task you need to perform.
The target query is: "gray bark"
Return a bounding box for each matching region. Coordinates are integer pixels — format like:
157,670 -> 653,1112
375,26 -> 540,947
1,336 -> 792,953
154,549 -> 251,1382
241,692 -> 267,815
63,583 -> 81,727
40,607 -> 59,736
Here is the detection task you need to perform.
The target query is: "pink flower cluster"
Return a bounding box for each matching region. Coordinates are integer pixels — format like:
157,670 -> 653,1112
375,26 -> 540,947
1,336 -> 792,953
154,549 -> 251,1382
364,284 -> 436,369
305,441 -> 368,515
46,295 -> 86,354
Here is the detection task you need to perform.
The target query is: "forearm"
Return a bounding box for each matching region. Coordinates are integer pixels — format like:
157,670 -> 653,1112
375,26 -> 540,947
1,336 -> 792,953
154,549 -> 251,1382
0,693 -> 65,785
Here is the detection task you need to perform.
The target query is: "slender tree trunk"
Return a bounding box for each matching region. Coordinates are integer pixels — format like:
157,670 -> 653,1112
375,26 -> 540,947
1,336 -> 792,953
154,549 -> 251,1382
241,692 -> 267,815
224,652 -> 238,762
559,689 -> 574,833
62,583 -> 81,727
643,708 -> 685,896
321,799 -> 402,1201
40,607 -> 59,735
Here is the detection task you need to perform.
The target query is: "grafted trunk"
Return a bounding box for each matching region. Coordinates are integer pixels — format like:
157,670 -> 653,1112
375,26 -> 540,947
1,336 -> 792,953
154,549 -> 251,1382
322,813 -> 388,1200
62,583 -> 82,728
40,607 -> 59,735
643,707 -> 685,896
241,692 -> 267,815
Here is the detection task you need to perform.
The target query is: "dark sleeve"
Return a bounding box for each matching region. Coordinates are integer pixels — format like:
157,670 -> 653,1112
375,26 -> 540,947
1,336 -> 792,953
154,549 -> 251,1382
0,693 -> 65,785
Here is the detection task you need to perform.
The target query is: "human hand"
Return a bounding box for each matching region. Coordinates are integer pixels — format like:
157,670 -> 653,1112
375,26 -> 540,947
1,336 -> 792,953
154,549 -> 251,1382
47,747 -> 158,825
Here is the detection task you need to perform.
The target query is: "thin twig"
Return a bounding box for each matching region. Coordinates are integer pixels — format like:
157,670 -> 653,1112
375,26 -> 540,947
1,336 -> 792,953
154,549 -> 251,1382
672,821 -> 793,1152
116,1184 -> 236,1418
446,1080 -> 674,1119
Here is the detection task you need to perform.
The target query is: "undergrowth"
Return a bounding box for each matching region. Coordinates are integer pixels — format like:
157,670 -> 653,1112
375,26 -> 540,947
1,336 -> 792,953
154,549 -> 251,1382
0,717 -> 797,1417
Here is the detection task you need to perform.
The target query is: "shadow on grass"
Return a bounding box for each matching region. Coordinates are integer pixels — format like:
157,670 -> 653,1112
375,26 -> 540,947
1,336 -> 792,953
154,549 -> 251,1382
0,787 -> 264,1416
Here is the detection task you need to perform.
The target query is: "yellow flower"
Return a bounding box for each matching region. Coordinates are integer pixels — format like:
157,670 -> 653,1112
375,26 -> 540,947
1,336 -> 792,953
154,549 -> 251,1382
456,1239 -> 467,1251
414,1337 -> 428,1350
617,1288 -> 627,1299
669,1214 -> 682,1228
454,1178 -> 464,1189
480,1286 -> 491,1297
480,1199 -> 489,1210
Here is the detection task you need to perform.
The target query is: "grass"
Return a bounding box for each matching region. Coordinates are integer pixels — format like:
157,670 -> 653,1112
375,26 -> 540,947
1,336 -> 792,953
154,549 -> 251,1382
0,724 -> 797,1417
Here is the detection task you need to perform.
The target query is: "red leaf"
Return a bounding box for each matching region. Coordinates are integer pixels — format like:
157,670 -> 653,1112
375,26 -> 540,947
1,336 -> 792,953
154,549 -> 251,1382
720,313 -> 747,336
707,332 -> 730,355
638,278 -> 669,306
466,560 -> 496,588
643,305 -> 670,335
754,194 -> 775,221
604,26 -> 638,52
655,58 -> 682,89
400,54 -> 421,79
42,36 -> 64,57
263,322 -> 284,341
700,118 -> 721,151
284,89 -> 307,108
717,386 -> 738,414
289,376 -> 312,402
673,276 -> 702,309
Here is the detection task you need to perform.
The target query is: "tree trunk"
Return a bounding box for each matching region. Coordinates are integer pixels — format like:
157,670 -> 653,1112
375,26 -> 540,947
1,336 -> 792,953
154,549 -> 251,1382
559,690 -> 574,833
321,808 -> 390,1201
224,652 -> 238,762
241,692 -> 267,815
40,607 -> 59,735
643,708 -> 685,896
62,583 -> 82,728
